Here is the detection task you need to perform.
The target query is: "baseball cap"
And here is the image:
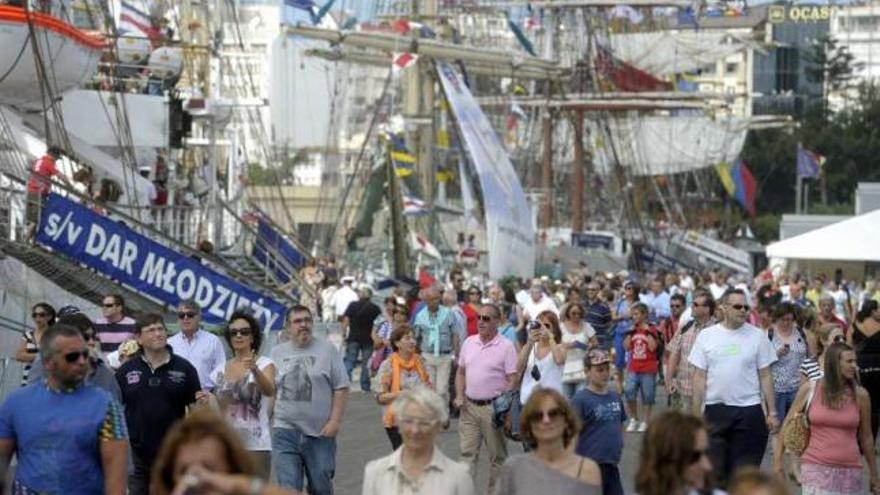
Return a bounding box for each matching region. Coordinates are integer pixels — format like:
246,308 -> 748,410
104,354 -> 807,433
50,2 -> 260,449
586,349 -> 611,366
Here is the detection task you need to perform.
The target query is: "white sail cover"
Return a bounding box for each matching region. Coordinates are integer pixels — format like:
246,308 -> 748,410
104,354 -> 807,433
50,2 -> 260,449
607,31 -> 752,76
437,62 -> 535,279
589,115 -> 750,176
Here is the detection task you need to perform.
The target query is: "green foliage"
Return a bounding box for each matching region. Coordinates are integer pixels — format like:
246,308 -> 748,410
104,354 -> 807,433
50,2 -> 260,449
752,213 -> 781,244
247,150 -> 309,185
804,35 -> 862,92
743,82 -> 880,238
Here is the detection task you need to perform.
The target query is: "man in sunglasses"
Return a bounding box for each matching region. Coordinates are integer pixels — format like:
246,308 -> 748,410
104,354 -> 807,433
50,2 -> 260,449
116,313 -> 201,495
689,288 -> 779,487
94,293 -> 137,354
454,303 -> 518,493
168,299 -> 227,390
0,324 -> 128,494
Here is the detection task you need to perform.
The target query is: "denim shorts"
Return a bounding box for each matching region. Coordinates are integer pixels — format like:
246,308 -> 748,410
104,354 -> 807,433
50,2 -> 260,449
775,389 -> 798,421
624,372 -> 657,405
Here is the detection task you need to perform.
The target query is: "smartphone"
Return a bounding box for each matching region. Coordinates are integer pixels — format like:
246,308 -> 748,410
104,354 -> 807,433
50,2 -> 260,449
573,341 -> 589,350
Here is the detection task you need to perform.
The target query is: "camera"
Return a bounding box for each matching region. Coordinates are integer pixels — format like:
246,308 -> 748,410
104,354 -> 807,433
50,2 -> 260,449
528,320 -> 541,330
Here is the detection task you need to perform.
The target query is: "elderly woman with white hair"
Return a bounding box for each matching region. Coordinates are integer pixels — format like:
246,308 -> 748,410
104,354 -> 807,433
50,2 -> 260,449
362,387 -> 475,495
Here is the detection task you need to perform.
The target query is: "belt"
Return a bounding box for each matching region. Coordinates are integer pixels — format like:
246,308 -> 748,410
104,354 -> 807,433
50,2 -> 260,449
467,396 -> 497,406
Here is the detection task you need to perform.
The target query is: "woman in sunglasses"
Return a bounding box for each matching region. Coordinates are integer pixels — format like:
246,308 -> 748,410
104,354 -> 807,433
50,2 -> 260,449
635,411 -> 722,495
495,388 -> 601,494
517,311 -> 567,407
16,302 -> 56,387
559,302 -> 596,399
207,311 -> 276,480
374,324 -> 432,450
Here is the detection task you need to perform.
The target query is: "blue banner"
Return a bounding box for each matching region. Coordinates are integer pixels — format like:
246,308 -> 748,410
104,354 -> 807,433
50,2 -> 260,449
253,218 -> 305,285
36,194 -> 287,330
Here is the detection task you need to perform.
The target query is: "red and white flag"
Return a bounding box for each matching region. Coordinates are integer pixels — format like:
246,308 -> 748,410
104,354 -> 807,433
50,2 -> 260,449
392,52 -> 419,73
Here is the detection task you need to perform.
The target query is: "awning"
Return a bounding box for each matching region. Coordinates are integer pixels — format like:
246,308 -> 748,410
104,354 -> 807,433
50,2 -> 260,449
766,209 -> 880,262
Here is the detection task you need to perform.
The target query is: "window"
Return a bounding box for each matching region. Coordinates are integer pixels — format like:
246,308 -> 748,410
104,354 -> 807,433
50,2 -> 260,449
775,47 -> 799,92
726,62 -> 739,74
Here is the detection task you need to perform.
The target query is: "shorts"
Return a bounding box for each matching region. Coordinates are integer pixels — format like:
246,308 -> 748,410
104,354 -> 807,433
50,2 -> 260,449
26,191 -> 45,225
613,331 -> 627,368
775,389 -> 798,421
624,372 -> 656,405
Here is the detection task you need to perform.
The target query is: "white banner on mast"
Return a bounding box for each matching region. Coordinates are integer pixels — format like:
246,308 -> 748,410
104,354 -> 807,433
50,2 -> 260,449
437,62 -> 535,279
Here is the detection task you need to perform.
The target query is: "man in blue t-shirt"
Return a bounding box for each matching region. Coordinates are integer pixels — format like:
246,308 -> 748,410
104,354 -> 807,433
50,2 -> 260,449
0,324 -> 128,494
573,349 -> 626,495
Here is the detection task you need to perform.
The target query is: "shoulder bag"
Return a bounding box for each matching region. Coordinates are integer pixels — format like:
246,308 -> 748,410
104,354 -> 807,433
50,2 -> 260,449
781,380 -> 817,456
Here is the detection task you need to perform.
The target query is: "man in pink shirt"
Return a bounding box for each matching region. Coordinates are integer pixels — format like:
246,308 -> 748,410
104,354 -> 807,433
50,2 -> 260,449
454,303 -> 518,493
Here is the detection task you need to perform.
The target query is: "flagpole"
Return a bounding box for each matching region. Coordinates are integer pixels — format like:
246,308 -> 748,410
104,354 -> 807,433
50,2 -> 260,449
795,175 -> 802,214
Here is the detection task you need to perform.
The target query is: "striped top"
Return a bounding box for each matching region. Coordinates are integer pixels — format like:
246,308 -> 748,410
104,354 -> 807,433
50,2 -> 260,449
94,316 -> 137,353
20,331 -> 38,387
800,357 -> 823,382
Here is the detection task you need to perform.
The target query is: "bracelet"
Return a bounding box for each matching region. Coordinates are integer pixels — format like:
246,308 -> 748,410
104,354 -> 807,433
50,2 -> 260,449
249,477 -> 265,495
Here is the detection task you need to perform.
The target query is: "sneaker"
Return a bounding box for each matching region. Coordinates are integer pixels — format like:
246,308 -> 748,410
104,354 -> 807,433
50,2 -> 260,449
637,421 -> 648,433
625,419 -> 638,432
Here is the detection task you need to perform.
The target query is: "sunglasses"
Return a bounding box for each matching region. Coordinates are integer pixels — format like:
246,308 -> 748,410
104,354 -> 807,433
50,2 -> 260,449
692,302 -> 710,308
64,349 -> 90,363
32,312 -> 49,318
177,311 -> 197,320
729,304 -> 750,312
528,407 -> 564,423
688,448 -> 710,464
478,315 -> 494,322
83,333 -> 97,342
670,304 -> 683,309
229,327 -> 252,337
102,303 -> 118,308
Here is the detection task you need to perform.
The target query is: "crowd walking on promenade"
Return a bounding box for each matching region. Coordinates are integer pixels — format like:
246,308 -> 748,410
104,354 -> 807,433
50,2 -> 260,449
3,263 -> 880,495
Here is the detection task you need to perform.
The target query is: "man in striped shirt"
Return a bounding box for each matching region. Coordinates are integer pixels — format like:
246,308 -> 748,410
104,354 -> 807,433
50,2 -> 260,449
94,294 -> 136,353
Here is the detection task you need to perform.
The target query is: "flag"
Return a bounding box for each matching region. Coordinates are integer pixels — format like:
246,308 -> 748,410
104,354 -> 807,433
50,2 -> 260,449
403,194 -> 428,216
418,267 -> 436,289
797,144 -> 825,179
119,1 -> 160,38
388,133 -> 415,177
410,232 -> 441,259
507,14 -> 537,57
392,52 -> 419,73
312,0 -> 336,25
715,158 -> 757,217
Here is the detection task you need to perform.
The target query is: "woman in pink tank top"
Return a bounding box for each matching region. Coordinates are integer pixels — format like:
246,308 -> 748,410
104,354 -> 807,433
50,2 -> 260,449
786,343 -> 879,494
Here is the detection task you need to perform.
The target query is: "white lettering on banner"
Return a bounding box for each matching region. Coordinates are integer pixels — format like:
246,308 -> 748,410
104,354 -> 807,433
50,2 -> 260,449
140,253 -> 166,286
176,269 -> 197,299
35,194 -> 287,331
85,224 -> 106,257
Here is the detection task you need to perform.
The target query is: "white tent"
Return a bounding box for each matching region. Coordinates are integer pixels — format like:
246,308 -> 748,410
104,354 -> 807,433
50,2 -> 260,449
766,209 -> 880,262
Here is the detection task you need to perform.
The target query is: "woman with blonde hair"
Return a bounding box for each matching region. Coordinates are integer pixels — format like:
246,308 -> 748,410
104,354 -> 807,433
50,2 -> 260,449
151,410 -> 298,495
635,411 -> 722,495
496,388 -> 601,494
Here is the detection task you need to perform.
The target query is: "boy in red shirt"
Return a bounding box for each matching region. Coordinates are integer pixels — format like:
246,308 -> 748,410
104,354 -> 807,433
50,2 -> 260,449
623,302 -> 659,432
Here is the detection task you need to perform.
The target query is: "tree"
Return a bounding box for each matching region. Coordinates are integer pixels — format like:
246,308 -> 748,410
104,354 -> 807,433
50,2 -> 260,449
803,34 -> 863,118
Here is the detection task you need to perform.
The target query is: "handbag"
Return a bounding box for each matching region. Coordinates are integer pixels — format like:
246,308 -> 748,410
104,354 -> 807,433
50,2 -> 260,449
782,380 -> 817,456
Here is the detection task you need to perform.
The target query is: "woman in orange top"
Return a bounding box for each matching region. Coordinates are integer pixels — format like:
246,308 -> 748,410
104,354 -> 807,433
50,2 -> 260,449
374,324 -> 432,450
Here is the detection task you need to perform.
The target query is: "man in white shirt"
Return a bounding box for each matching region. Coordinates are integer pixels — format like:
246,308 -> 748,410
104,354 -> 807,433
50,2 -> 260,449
332,276 -> 359,321
689,288 -> 778,487
520,282 -> 558,323
168,299 -> 227,390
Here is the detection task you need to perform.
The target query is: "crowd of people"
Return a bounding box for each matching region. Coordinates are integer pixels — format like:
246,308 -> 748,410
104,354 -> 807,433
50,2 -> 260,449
2,263 -> 880,494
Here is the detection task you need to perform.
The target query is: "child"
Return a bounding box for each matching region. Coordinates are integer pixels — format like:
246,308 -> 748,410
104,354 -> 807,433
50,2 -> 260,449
623,302 -> 659,432
573,349 -> 627,495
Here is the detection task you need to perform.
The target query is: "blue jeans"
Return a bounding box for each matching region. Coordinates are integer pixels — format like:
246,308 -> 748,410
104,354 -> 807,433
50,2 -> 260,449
344,340 -> 373,392
271,427 -> 336,495
775,389 -> 798,421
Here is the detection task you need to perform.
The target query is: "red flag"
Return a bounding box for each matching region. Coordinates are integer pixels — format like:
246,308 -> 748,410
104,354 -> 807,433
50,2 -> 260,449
418,268 -> 436,289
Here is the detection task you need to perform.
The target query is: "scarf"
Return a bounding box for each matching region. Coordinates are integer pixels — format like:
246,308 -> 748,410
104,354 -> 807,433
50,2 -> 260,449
383,352 -> 430,427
